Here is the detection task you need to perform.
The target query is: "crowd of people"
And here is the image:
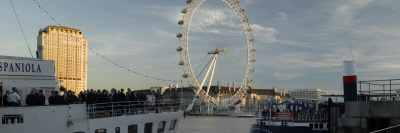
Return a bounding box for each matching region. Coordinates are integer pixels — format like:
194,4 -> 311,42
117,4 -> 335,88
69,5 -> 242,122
77,88 -> 152,104
2,87 -> 162,107
2,87 -> 48,106
2,87 -> 21,106
25,88 -> 45,105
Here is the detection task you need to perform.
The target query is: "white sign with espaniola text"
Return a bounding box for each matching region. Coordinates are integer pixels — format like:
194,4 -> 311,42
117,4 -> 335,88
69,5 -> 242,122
0,58 -> 55,77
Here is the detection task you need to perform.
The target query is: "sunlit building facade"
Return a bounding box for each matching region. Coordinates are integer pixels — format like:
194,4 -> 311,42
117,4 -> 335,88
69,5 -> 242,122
290,88 -> 328,100
37,25 -> 88,93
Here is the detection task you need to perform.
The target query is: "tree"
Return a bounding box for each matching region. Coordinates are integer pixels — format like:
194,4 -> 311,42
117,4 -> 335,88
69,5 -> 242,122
59,86 -> 66,92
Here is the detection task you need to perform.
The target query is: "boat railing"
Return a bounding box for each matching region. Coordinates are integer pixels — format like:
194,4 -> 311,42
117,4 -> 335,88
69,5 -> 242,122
293,113 -> 328,122
369,124 -> 400,133
261,112 -> 328,122
358,79 -> 400,102
86,100 -> 181,119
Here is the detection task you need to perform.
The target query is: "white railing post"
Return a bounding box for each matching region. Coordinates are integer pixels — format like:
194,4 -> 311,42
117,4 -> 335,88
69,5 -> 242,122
111,103 -> 114,117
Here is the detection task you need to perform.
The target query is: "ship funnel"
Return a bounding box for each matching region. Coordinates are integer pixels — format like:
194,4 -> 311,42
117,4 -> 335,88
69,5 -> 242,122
343,61 -> 357,101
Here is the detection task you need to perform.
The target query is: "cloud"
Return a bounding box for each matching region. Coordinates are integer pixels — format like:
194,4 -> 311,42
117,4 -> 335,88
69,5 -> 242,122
126,5 -> 183,24
88,33 -> 160,56
273,72 -> 304,80
251,24 -> 277,43
331,0 -> 374,25
153,28 -> 176,37
189,7 -> 242,34
242,0 -> 262,6
276,12 -> 288,19
250,24 -> 320,49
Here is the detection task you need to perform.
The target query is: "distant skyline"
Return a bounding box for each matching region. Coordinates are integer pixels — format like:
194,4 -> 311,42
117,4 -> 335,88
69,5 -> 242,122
1,0 -> 400,94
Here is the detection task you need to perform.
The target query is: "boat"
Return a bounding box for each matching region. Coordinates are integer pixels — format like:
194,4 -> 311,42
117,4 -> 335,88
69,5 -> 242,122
250,113 -> 328,133
250,100 -> 328,133
0,56 -> 183,133
1,103 -> 183,133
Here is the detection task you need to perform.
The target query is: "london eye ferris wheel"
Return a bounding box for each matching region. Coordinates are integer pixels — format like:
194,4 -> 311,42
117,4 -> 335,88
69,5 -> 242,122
177,0 -> 255,106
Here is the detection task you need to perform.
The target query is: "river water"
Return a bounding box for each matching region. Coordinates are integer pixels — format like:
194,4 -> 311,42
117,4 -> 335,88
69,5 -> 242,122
177,116 -> 256,133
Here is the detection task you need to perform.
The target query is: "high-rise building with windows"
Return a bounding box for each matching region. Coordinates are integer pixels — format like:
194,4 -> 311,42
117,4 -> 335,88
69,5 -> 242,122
37,25 -> 87,93
290,88 -> 328,100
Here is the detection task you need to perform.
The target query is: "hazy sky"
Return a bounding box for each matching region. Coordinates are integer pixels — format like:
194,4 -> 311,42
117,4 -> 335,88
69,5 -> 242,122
1,0 -> 400,94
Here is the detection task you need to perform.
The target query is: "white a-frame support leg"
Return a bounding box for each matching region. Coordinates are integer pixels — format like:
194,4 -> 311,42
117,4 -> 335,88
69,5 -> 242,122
197,54 -> 219,97
206,54 -> 218,96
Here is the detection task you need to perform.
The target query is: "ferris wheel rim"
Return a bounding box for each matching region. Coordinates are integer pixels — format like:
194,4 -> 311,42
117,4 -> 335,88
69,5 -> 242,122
178,0 -> 255,106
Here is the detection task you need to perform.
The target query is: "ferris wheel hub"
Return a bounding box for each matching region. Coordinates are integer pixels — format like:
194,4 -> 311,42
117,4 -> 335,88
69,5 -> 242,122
207,46 -> 227,54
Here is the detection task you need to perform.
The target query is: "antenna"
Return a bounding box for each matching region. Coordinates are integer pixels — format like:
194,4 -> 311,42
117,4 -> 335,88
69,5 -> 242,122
350,45 -> 355,61
346,45 -> 356,61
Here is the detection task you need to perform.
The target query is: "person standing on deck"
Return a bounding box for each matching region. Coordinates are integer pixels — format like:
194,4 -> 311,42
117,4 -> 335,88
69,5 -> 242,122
49,91 -> 56,105
25,89 -> 37,105
36,90 -> 45,105
2,90 -> 11,106
8,87 -> 21,106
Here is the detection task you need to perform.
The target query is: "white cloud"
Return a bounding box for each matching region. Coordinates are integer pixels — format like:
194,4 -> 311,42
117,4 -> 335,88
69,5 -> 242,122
153,28 -> 175,37
88,33 -> 160,56
126,5 -> 183,24
190,8 -> 242,34
273,72 -> 304,80
242,0 -> 262,5
250,24 -> 318,48
276,12 -> 288,19
332,0 -> 374,25
251,24 -> 277,43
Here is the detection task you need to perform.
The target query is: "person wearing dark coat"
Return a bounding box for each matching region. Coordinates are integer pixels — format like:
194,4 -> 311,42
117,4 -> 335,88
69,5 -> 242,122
66,91 -> 77,104
25,89 -> 37,106
36,90 -> 46,105
138,92 -> 147,101
54,91 -> 66,104
110,89 -> 118,102
48,91 -> 56,105
101,90 -> 109,103
127,89 -> 136,101
78,91 -> 87,103
86,89 -> 96,104
132,91 -> 138,101
95,90 -> 102,103
2,90 -> 10,106
118,89 -> 125,102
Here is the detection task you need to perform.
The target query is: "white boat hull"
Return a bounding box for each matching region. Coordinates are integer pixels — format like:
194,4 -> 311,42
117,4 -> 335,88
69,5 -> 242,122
0,104 -> 183,133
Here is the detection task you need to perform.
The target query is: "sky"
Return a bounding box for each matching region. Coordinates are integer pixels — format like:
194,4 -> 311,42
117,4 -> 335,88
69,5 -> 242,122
1,0 -> 400,94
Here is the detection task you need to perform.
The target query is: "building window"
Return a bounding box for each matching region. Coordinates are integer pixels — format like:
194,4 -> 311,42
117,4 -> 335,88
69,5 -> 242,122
2,115 -> 23,124
115,127 -> 120,133
128,125 -> 137,133
158,121 -> 166,133
169,119 -> 177,130
95,129 -> 106,133
145,123 -> 153,133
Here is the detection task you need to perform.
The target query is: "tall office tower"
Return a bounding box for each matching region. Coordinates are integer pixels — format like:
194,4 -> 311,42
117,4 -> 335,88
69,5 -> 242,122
37,25 -> 88,93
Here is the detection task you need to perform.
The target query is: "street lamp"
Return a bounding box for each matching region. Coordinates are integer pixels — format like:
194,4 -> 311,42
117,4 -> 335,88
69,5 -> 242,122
268,98 -> 272,121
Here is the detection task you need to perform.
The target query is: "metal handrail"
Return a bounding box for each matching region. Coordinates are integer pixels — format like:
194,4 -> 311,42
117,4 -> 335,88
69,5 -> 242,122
370,125 -> 400,133
260,112 -> 328,122
86,100 -> 182,119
